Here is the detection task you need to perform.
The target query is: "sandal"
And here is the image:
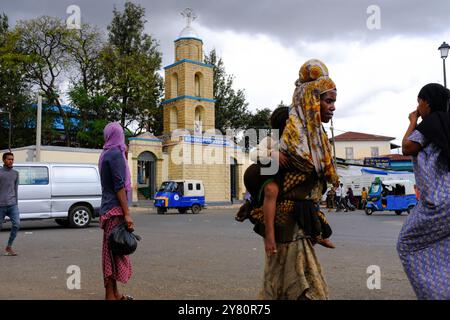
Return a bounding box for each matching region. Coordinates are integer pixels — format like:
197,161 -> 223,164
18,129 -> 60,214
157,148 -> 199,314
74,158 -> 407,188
4,250 -> 17,256
120,294 -> 135,300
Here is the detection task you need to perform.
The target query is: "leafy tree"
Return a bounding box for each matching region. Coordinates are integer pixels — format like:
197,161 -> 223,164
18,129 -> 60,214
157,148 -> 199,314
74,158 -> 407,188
247,108 -> 272,130
204,49 -> 251,134
0,13 -> 35,149
65,23 -> 110,148
65,24 -> 104,95
100,1 -> 163,134
68,85 -> 109,148
15,16 -> 73,146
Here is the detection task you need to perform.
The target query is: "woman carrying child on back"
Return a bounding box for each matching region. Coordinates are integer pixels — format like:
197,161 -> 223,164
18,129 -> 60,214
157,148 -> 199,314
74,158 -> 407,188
237,59 -> 339,300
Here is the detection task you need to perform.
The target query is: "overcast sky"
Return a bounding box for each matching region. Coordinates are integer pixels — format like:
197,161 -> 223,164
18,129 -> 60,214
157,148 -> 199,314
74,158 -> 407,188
3,0 -> 450,149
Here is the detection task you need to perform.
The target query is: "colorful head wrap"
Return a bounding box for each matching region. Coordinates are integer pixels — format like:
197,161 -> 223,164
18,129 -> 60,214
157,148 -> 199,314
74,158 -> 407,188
280,59 -> 339,184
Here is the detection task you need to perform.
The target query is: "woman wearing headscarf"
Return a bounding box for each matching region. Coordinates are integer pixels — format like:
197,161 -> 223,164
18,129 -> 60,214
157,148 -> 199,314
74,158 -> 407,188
98,122 -> 135,300
397,83 -> 450,300
258,59 -> 339,300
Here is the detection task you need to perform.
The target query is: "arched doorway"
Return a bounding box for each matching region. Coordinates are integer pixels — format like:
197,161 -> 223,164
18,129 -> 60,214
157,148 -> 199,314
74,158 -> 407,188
137,151 -> 157,200
230,157 -> 238,202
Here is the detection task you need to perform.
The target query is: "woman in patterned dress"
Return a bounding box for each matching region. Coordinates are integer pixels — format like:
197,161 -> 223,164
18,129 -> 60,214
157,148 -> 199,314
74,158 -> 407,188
398,83 -> 450,300
98,122 -> 135,300
258,59 -> 339,300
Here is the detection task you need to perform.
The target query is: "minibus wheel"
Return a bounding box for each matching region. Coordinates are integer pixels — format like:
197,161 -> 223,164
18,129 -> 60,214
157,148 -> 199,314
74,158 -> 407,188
178,208 -> 188,214
157,207 -> 166,214
69,205 -> 92,228
395,210 -> 403,215
191,204 -> 201,214
365,208 -> 373,215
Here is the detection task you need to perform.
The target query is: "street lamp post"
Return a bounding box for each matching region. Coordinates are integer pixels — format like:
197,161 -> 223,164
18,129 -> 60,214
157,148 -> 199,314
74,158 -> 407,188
438,42 -> 450,88
0,111 -> 12,151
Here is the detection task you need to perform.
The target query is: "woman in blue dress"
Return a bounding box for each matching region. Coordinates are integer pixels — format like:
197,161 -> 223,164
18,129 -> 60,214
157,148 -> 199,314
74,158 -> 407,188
398,83 -> 450,300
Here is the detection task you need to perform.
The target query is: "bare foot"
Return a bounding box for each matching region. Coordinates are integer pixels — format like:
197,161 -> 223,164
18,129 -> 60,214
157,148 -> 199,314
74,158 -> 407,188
318,238 -> 336,249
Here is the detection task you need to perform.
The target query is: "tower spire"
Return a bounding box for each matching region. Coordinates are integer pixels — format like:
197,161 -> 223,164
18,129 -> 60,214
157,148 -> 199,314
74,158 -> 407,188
181,8 -> 197,28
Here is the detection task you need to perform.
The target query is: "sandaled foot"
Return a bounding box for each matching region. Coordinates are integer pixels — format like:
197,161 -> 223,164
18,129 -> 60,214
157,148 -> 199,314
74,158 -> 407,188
120,294 -> 135,300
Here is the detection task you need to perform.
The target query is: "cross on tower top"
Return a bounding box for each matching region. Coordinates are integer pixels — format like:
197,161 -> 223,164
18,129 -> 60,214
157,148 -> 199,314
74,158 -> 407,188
181,8 -> 197,27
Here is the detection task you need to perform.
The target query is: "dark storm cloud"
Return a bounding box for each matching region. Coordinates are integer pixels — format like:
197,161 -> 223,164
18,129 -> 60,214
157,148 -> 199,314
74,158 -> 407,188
2,0 -> 450,43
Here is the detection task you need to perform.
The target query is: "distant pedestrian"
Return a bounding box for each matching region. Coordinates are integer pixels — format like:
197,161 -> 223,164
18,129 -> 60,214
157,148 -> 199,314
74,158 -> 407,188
397,83 -> 450,299
98,122 -> 135,300
335,183 -> 343,211
361,187 -> 368,210
0,152 -> 20,256
346,186 -> 355,211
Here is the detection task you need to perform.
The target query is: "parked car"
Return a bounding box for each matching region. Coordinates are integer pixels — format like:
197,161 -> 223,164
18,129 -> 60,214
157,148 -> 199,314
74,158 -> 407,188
12,163 -> 101,228
154,180 -> 205,214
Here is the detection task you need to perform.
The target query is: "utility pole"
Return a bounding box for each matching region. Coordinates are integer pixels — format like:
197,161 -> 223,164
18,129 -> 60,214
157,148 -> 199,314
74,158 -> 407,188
330,119 -> 337,166
36,94 -> 42,162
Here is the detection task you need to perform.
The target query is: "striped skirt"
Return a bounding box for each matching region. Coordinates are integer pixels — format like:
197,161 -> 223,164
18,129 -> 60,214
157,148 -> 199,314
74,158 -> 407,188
100,207 -> 133,287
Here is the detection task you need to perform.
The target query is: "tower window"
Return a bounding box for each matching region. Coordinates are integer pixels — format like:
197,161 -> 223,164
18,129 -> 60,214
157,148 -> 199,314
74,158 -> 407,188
194,72 -> 202,97
195,105 -> 205,133
170,107 -> 178,131
171,73 -> 178,98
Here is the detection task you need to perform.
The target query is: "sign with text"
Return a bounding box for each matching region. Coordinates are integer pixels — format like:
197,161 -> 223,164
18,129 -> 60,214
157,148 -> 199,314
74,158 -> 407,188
364,157 -> 391,168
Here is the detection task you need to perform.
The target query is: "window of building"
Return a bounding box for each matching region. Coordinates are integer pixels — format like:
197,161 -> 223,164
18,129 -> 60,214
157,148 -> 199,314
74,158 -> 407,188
345,147 -> 354,160
188,183 -> 193,191
371,147 -> 379,157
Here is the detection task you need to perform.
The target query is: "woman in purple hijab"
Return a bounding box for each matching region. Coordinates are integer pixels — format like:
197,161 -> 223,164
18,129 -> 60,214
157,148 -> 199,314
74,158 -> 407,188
98,122 -> 135,300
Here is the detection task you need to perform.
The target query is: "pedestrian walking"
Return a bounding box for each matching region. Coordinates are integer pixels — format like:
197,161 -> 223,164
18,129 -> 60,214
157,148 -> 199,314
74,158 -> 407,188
335,183 -> 344,212
257,59 -> 339,300
361,187 -> 368,210
397,83 -> 450,300
0,152 -> 20,256
98,122 -> 135,300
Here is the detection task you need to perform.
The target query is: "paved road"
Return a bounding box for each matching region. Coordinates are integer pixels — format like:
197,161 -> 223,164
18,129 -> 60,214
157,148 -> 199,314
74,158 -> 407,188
0,208 -> 416,300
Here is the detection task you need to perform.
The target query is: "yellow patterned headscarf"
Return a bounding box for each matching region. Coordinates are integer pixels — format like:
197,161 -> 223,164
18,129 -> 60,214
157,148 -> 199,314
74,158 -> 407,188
280,59 -> 339,184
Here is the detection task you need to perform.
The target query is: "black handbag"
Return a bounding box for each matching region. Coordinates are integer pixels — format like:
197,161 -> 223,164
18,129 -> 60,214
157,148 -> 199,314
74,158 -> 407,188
109,222 -> 141,256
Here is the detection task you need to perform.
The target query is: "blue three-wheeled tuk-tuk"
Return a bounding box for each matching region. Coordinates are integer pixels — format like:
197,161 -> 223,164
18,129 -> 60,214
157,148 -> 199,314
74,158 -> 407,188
365,178 -> 418,215
154,180 -> 205,214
